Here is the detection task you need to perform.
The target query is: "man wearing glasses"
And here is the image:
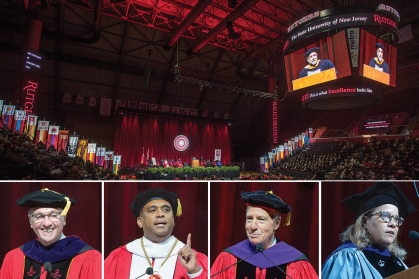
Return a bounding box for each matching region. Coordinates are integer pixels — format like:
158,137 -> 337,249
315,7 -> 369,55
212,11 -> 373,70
0,188 -> 101,279
298,47 -> 336,79
322,182 -> 417,279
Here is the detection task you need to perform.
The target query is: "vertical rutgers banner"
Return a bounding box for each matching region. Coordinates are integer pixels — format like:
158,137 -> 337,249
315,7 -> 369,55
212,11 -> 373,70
46,125 -> 60,149
214,149 -> 221,161
68,135 -> 79,157
25,115 -> 38,140
96,147 -> 106,166
35,120 -> 49,144
21,52 -> 43,116
58,130 -> 69,152
87,143 -> 97,163
13,110 -> 26,134
113,155 -> 121,174
105,151 -> 114,169
1,105 -> 16,128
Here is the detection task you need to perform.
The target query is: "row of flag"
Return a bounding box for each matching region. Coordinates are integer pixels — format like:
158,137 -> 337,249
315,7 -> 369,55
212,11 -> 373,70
261,128 -> 313,172
0,101 -> 121,174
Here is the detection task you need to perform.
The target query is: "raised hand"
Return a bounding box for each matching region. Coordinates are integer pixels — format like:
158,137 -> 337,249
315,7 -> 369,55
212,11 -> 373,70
178,234 -> 200,274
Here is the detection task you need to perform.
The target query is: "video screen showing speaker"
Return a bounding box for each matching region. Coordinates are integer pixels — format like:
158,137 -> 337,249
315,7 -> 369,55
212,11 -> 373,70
284,30 -> 351,92
359,29 -> 397,87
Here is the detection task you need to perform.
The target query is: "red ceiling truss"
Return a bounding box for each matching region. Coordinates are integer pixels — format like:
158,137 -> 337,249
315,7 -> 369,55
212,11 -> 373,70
61,0 -> 312,59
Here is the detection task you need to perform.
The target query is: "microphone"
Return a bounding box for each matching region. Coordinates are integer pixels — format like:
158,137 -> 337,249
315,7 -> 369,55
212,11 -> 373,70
258,245 -> 294,279
32,262 -> 53,279
135,267 -> 154,279
409,231 -> 419,240
210,243 -> 264,278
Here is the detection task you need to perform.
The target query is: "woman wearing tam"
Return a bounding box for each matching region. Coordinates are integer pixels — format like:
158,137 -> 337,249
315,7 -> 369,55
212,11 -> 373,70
211,190 -> 318,279
322,182 -> 417,279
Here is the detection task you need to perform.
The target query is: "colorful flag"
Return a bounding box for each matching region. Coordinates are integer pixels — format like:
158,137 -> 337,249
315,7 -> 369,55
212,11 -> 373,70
1,105 -> 16,128
96,147 -> 106,166
0,100 -> 3,115
35,120 -> 49,144
141,147 -> 145,164
87,143 -> 96,163
104,151 -> 114,170
58,130 -> 69,152
280,145 -> 284,160
46,125 -> 60,149
113,155 -> 121,174
68,135 -> 79,157
24,115 -> 38,140
13,110 -> 26,134
260,157 -> 265,172
77,139 -> 89,161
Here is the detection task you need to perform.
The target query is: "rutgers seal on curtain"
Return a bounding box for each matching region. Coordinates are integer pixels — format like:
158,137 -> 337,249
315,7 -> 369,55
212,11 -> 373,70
214,149 -> 221,161
35,120 -> 49,144
13,110 -> 26,134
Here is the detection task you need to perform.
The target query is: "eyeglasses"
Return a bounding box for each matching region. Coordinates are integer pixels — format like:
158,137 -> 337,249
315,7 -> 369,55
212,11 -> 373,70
368,211 -> 404,226
29,211 -> 63,223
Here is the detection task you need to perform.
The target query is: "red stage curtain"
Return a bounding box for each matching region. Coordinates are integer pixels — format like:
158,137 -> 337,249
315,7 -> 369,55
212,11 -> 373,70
321,181 -> 419,268
113,113 -> 231,167
210,182 -> 319,274
0,182 -> 102,262
104,182 -> 208,258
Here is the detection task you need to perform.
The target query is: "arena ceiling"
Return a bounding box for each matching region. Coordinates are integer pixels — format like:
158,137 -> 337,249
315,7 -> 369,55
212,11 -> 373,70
0,0 -> 419,157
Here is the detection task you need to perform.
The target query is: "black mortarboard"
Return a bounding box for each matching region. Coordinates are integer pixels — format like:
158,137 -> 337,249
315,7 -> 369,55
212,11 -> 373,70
341,182 -> 416,218
130,187 -> 182,219
304,47 -> 321,58
375,43 -> 385,53
241,190 -> 292,226
16,188 -> 77,216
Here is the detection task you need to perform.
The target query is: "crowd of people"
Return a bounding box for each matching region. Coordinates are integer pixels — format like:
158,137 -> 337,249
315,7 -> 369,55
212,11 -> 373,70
0,127 -> 121,180
272,137 -> 419,180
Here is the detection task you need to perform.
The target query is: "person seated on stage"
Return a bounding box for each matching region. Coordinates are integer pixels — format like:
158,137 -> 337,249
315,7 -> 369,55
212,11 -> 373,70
201,160 -> 206,167
0,188 -> 102,279
206,160 -> 211,167
298,47 -> 337,79
105,187 -> 208,279
170,159 -> 175,168
163,158 -> 169,168
369,43 -> 389,74
211,190 -> 318,279
216,161 -> 222,167
147,159 -> 153,167
177,159 -> 183,168
322,182 -> 416,279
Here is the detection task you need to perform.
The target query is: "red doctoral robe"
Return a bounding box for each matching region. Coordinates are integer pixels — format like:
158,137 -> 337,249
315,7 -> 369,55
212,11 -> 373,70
105,245 -> 208,279
210,252 -> 318,279
0,247 -> 101,279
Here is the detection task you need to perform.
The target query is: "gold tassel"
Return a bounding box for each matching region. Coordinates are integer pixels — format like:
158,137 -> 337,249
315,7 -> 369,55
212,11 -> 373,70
285,212 -> 291,226
177,199 -> 182,217
61,197 -> 71,216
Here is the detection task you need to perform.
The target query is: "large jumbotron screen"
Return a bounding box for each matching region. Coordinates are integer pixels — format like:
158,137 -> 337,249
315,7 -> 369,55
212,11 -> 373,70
284,30 -> 351,92
359,29 -> 397,87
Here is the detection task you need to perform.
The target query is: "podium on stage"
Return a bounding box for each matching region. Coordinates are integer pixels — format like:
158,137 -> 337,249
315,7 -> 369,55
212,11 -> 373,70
387,264 -> 419,279
363,64 -> 390,85
191,159 -> 199,168
292,68 -> 337,91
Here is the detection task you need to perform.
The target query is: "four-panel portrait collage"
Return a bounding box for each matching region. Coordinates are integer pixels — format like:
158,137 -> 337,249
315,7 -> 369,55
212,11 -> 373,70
0,181 -> 418,279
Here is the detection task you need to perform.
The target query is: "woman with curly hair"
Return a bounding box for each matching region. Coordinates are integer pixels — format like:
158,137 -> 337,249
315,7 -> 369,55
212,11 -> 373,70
322,182 -> 417,279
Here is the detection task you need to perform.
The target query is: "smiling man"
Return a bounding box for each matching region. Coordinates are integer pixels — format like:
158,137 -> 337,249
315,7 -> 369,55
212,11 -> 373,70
105,187 -> 208,279
210,190 -> 318,279
298,47 -> 336,79
0,188 -> 101,279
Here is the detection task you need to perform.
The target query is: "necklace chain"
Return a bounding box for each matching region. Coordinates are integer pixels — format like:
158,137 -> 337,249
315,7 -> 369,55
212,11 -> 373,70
141,237 -> 178,272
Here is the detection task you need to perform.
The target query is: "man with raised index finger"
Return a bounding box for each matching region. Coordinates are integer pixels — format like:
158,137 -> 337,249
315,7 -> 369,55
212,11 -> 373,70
105,187 -> 208,279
